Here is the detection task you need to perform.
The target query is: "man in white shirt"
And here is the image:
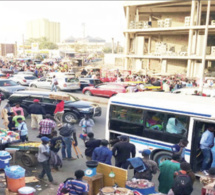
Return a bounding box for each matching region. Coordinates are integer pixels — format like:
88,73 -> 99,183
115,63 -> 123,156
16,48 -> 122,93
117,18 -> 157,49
51,75 -> 58,92
38,136 -> 57,185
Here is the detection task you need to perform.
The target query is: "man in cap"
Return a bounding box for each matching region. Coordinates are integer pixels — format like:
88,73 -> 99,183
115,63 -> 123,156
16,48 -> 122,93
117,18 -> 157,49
39,114 -> 56,138
112,136 -> 136,169
38,136 -> 57,185
28,99 -> 46,130
134,149 -> 158,181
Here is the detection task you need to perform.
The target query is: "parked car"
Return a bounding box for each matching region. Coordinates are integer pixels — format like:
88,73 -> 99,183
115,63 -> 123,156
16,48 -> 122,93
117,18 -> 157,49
9,74 -> 38,86
79,78 -> 103,90
82,83 -> 127,97
8,91 -> 102,122
173,87 -> 215,97
0,79 -> 26,98
29,76 -> 80,91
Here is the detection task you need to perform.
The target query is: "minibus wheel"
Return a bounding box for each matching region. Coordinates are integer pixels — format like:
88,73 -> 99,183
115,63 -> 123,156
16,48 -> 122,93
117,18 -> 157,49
153,151 -> 172,165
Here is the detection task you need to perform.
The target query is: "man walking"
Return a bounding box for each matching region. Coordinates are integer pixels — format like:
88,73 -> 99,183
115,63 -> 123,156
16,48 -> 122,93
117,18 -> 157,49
112,136 -> 136,169
85,133 -> 101,161
92,139 -> 112,165
79,114 -> 94,134
28,99 -> 46,130
51,75 -> 58,92
200,125 -> 215,175
59,121 -> 77,161
39,114 -> 56,138
158,154 -> 181,194
38,136 -> 57,185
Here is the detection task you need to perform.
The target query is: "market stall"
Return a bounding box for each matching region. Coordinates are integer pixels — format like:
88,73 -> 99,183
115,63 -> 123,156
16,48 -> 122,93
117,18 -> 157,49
7,142 -> 41,167
0,129 -> 20,150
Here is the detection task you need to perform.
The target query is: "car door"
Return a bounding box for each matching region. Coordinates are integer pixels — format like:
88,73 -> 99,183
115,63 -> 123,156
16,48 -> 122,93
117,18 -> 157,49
37,78 -> 51,89
93,84 -> 108,96
22,96 -> 43,112
41,97 -> 58,115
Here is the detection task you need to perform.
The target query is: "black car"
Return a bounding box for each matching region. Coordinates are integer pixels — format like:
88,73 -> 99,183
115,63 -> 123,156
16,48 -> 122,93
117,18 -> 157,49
8,91 -> 102,122
79,78 -> 103,90
0,79 -> 26,99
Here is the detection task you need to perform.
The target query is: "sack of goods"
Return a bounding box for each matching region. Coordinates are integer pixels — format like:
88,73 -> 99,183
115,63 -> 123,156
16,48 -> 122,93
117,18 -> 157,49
99,187 -> 134,195
49,94 -> 70,101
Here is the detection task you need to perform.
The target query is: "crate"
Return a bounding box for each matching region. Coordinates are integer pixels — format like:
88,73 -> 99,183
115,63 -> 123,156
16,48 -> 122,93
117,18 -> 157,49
157,20 -> 164,27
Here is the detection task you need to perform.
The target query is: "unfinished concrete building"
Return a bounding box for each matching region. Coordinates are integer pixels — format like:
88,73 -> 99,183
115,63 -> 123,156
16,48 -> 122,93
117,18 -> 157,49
123,0 -> 215,78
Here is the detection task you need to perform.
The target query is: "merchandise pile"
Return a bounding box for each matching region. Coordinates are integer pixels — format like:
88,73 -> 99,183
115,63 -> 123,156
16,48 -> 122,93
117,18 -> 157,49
0,129 -> 20,144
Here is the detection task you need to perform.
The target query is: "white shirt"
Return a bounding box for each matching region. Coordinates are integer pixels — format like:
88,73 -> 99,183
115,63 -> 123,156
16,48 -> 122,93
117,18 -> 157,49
52,78 -> 57,85
37,144 -> 50,162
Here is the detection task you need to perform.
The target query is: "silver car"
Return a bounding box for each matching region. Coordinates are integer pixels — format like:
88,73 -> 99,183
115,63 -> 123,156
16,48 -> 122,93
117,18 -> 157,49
9,75 -> 38,86
29,77 -> 80,91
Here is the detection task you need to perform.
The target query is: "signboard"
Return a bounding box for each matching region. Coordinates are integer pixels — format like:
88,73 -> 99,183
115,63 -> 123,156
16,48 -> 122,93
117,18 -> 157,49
31,43 -> 39,51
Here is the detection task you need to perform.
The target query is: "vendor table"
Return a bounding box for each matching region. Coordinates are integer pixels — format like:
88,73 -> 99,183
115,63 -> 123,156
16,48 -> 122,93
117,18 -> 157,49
7,141 -> 40,167
83,173 -> 103,195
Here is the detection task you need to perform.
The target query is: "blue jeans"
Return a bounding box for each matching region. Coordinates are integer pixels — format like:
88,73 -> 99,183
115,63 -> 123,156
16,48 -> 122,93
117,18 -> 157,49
51,84 -> 57,92
20,135 -> 27,142
39,160 -> 53,182
201,148 -> 212,171
211,149 -> 215,167
61,137 -> 72,159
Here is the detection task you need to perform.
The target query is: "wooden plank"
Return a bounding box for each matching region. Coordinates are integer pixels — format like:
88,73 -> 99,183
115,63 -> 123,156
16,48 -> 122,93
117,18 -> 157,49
97,163 -> 127,188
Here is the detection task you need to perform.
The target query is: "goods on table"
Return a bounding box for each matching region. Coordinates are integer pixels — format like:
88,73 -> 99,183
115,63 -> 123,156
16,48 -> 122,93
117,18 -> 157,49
0,129 -> 20,144
18,142 -> 41,147
126,179 -> 154,189
99,187 -> 134,195
49,94 -> 70,101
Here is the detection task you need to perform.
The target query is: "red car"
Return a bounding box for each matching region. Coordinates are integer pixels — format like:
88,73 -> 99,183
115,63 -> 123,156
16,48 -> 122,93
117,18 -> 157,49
82,83 -> 127,97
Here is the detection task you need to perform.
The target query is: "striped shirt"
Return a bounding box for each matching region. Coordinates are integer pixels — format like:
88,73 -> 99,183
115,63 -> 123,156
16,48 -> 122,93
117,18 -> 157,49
64,179 -> 89,195
39,119 -> 56,135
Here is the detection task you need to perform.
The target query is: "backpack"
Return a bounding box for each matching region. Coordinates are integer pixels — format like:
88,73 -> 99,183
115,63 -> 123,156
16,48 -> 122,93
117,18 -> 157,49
59,124 -> 73,137
172,172 -> 193,195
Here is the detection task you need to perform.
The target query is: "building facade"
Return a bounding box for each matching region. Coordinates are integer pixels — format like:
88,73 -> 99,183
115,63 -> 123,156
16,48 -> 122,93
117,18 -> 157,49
27,18 -> 60,43
124,0 -> 215,78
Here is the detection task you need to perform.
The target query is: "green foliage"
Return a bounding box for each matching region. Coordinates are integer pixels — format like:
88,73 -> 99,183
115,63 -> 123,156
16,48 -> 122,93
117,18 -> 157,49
26,37 -> 58,50
103,47 -> 112,53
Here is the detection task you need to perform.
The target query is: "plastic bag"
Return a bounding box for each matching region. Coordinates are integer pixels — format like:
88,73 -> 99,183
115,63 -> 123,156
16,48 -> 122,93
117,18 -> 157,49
5,165 -> 25,179
0,151 -> 10,156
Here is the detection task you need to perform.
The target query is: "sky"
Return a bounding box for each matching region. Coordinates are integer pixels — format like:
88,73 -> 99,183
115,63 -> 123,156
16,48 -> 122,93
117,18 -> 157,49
0,1 -> 126,44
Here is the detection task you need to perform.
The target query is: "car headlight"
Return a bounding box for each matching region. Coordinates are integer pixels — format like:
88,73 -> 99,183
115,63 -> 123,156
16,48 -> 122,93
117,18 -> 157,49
78,108 -> 92,112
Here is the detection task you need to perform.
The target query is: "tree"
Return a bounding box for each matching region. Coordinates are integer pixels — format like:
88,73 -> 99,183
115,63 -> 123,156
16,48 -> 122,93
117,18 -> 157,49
26,37 -> 58,50
103,47 -> 112,53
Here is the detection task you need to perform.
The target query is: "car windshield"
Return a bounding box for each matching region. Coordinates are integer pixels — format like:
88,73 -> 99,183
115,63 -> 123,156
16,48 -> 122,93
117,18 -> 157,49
95,80 -> 102,85
65,94 -> 79,102
24,76 -> 37,80
65,78 -> 79,83
0,80 -> 18,87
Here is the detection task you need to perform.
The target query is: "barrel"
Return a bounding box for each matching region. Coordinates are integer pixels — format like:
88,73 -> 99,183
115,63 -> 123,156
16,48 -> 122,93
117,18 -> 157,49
18,186 -> 36,195
5,165 -> 26,192
0,151 -> 11,169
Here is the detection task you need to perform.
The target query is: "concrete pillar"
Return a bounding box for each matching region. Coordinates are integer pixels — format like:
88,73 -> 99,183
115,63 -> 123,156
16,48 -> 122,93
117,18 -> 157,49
161,60 -> 167,74
187,0 -> 196,77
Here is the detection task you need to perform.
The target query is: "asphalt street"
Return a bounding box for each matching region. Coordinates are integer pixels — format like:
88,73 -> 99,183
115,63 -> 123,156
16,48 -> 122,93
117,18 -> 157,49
0,89 -> 202,194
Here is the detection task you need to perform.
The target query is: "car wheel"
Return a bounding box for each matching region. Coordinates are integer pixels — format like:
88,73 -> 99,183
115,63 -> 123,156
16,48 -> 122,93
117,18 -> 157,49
84,90 -> 92,96
153,151 -> 172,165
31,84 -> 37,88
22,108 -> 29,118
63,112 -> 78,123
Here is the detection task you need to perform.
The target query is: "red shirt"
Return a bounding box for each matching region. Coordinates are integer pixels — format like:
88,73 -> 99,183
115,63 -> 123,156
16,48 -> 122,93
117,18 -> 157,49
54,101 -> 64,114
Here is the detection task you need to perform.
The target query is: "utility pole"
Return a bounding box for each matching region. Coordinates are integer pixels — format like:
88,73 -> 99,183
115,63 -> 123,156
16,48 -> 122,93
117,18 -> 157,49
112,38 -> 114,54
22,34 -> 25,56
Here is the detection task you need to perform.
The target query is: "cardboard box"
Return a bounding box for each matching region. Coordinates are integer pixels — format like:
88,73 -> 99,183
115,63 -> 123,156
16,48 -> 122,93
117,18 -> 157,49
49,94 -> 70,101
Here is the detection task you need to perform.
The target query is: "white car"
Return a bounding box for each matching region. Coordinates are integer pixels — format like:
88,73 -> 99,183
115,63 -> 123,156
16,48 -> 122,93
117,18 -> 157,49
173,87 -> 215,97
9,74 -> 38,86
29,76 -> 80,91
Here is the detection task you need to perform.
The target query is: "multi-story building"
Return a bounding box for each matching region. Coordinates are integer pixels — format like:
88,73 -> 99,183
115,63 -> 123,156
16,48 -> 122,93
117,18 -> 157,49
123,0 -> 215,77
27,18 -> 60,43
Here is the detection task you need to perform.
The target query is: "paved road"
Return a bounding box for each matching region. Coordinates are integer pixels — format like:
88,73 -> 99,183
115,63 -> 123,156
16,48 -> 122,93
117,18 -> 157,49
0,90 -> 202,194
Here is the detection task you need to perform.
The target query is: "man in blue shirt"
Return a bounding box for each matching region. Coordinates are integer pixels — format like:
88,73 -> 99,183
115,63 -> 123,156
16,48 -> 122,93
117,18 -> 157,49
171,138 -> 189,162
92,139 -> 112,165
17,118 -> 28,142
200,125 -> 215,175
64,170 -> 89,195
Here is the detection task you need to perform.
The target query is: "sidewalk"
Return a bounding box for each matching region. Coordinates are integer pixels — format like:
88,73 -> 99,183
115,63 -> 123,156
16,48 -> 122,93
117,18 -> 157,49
27,88 -> 109,105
